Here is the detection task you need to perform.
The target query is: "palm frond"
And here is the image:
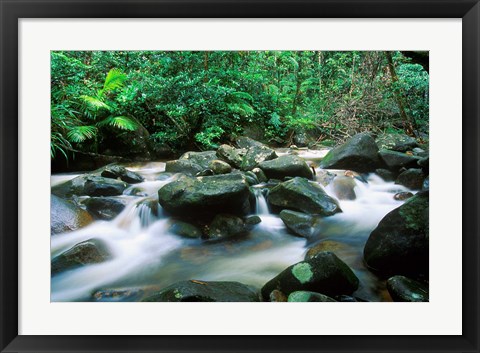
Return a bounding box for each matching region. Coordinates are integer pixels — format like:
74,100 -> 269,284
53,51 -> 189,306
98,116 -> 137,131
67,125 -> 97,143
103,68 -> 127,92
79,95 -> 111,112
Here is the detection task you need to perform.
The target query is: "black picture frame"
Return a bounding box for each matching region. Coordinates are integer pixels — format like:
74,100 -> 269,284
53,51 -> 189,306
1,0 -> 479,352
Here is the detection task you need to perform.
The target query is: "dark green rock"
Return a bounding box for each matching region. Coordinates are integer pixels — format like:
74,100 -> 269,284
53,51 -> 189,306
179,151 -> 217,169
101,165 -> 144,184
236,136 -> 265,149
216,144 -> 244,168
288,291 -> 336,302
279,210 -> 321,239
244,215 -> 262,227
158,174 -> 250,217
142,280 -> 259,302
196,169 -> 214,177
261,251 -> 359,300
395,168 -> 425,190
51,238 -> 111,275
320,132 -> 381,173
375,133 -> 419,152
168,220 -> 203,239
165,159 -> 203,176
375,168 -> 396,182
364,191 -> 429,278
387,275 -> 429,302
83,176 -> 128,197
206,214 -> 247,241
240,145 -> 277,171
208,159 -> 232,174
244,171 -> 260,186
82,197 -> 126,220
268,177 -> 341,216
378,149 -> 421,172
51,195 -> 93,235
258,155 -> 313,180
251,168 -> 268,183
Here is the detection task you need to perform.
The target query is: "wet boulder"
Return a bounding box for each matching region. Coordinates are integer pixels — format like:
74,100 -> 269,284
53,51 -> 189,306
179,151 -> 217,169
51,238 -> 111,275
320,132 -> 381,173
331,176 -> 357,200
258,155 -> 313,180
417,156 -> 429,174
395,168 -> 425,190
375,168 -> 396,182
216,144 -> 244,168
386,275 -> 429,302
51,195 -> 93,234
142,280 -> 259,302
378,149 -> 420,172
236,136 -> 265,149
101,165 -> 144,184
158,174 -> 250,217
83,176 -> 128,197
376,133 -> 419,152
243,171 -> 260,186
168,220 -> 203,239
261,251 -> 359,300
279,210 -> 321,239
240,145 -> 277,171
82,197 -> 126,220
165,159 -> 203,176
205,214 -> 247,241
251,168 -> 268,183
288,291 -> 336,302
92,288 -> 145,302
268,177 -> 341,216
208,159 -> 232,175
364,191 -> 429,278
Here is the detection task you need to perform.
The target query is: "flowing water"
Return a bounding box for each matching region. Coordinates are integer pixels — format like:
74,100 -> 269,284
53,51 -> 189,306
51,152 -> 413,302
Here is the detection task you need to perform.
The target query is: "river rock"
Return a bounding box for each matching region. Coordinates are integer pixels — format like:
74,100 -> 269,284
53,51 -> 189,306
386,275 -> 429,302
83,176 -> 128,197
158,173 -> 250,217
268,177 -> 341,216
240,145 -> 277,171
243,171 -> 260,186
363,191 -> 429,278
92,288 -> 145,302
168,220 -> 203,239
258,155 -> 313,180
165,159 -> 203,176
331,176 -> 357,200
236,136 -> 265,149
208,159 -> 232,174
101,165 -> 144,184
320,132 -> 381,173
142,280 -> 259,302
269,289 -> 288,302
378,149 -> 421,172
216,144 -> 244,168
179,151 -> 217,169
251,167 -> 268,183
51,238 -> 111,275
82,197 -> 126,220
375,133 -> 419,152
393,192 -> 414,201
395,168 -> 425,190
206,214 -> 247,241
51,195 -> 93,234
316,169 -> 336,187
375,168 -> 396,182
417,156 -> 429,174
279,210 -> 321,239
287,291 -> 336,302
261,251 -> 359,300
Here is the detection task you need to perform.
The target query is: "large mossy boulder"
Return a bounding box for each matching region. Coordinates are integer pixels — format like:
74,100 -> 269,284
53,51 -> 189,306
142,280 -> 259,302
320,132 -> 381,173
387,275 -> 429,302
268,177 -> 341,216
258,155 -> 313,180
363,191 -> 429,278
378,149 -> 420,172
51,195 -> 93,235
240,145 -> 277,171
82,197 -> 127,220
279,210 -> 321,239
261,251 -> 359,300
376,133 -> 419,152
83,176 -> 128,196
208,159 -> 232,175
179,151 -> 217,169
216,144 -> 244,168
158,174 -> 250,217
165,159 -> 203,176
51,238 -> 111,275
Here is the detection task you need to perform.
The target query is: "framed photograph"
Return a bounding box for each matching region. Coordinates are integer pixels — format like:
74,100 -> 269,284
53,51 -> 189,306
1,0 -> 479,352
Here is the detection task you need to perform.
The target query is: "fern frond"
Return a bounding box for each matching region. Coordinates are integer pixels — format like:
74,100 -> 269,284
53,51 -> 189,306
67,125 -> 97,143
227,103 -> 255,117
231,91 -> 253,102
103,68 -> 127,92
79,95 -> 111,112
99,116 -> 137,131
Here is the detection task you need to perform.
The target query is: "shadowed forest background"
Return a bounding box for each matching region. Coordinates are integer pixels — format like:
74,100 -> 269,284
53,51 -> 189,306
51,50 -> 428,170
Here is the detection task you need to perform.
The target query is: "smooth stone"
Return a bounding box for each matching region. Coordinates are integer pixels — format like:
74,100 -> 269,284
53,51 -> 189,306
387,275 -> 429,302
258,155 -> 314,180
395,168 -> 425,190
179,151 -> 217,169
287,291 -> 336,302
165,159 -> 203,176
205,214 -> 247,241
51,195 -> 93,235
208,159 -> 232,174
82,197 -> 126,220
375,133 -> 419,152
168,220 -> 203,239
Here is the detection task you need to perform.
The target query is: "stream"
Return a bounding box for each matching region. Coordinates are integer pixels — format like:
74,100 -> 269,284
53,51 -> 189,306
51,150 -> 413,302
